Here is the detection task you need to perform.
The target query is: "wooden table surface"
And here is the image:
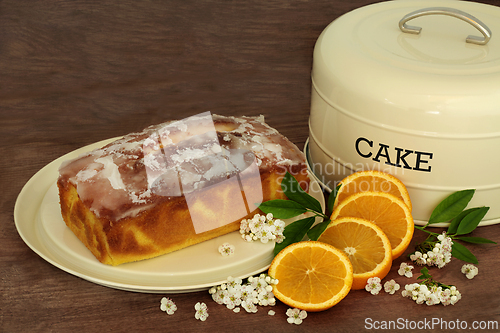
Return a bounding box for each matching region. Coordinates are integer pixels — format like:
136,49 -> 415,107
2,0 -> 500,332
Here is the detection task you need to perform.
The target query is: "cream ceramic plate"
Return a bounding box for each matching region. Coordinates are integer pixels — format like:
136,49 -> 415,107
15,138 -> 324,293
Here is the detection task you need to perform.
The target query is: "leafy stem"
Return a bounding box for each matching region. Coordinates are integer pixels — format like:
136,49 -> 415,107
257,172 -> 338,256
417,267 -> 454,290
412,190 -> 495,264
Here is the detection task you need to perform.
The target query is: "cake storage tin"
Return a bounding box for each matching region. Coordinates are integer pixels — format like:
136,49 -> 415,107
308,0 -> 500,225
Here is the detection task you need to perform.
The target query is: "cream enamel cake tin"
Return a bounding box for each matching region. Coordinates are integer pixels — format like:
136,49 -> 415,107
308,0 -> 500,225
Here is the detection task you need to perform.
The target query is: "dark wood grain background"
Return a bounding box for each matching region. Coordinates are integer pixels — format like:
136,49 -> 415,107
2,0 -> 500,332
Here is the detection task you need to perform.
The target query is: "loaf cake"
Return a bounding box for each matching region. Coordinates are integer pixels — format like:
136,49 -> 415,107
57,113 -> 309,265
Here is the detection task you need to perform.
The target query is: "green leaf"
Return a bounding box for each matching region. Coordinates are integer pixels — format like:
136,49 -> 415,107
447,208 -> 481,235
281,172 -> 323,213
273,216 -> 316,256
451,242 -> 478,264
427,189 -> 475,225
456,206 -> 489,235
307,218 -> 331,241
454,236 -> 497,244
258,199 -> 307,219
417,267 -> 431,280
327,184 -> 341,215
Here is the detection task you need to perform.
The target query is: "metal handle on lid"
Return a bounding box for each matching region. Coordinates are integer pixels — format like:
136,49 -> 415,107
399,7 -> 492,45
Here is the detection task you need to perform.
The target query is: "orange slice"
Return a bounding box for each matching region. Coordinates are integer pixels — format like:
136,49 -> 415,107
334,170 -> 412,212
330,191 -> 414,259
268,241 -> 353,312
317,217 -> 392,290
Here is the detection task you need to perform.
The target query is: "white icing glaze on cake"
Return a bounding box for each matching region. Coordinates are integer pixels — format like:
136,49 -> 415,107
58,113 -> 305,221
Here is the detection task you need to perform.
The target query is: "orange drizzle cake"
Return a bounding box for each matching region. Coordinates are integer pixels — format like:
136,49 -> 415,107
57,113 -> 308,265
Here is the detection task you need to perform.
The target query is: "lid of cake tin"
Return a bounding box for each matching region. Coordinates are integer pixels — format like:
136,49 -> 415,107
311,0 -> 500,138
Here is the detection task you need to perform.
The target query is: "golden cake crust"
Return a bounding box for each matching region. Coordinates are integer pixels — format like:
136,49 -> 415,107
57,114 -> 308,265
58,166 -> 307,265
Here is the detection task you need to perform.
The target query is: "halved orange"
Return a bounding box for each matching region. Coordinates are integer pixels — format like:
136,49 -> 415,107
317,217 -> 392,290
330,191 -> 414,259
268,241 -> 353,312
334,170 -> 412,212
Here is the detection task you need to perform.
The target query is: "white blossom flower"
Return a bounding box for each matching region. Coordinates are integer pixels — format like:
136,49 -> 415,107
223,291 -> 242,309
239,284 -> 258,304
286,308 -> 307,325
438,287 -> 461,306
208,274 -> 278,314
211,288 -> 227,304
412,232 -> 454,269
440,236 -> 453,253
240,219 -> 250,234
433,241 -> 452,268
249,215 -> 264,234
250,274 -> 269,293
266,223 -> 278,235
226,276 -> 243,291
383,279 -> 400,295
434,254 -> 446,269
160,297 -> 177,315
398,262 -> 414,278
421,233 -> 454,268
195,302 -> 209,321
268,310 -> 276,316
415,285 -> 431,305
365,277 -> 382,295
402,282 -> 460,306
437,232 -> 446,241
426,251 -> 438,266
425,286 -> 443,305
410,251 -> 427,265
257,226 -> 274,243
218,243 -> 235,257
240,213 -> 285,243
407,283 -> 428,302
241,300 -> 258,313
442,252 -> 452,267
461,264 -> 479,279
401,283 -> 417,298
258,290 -> 275,306
275,234 -> 285,244
402,283 -> 432,304
449,286 -> 461,302
424,292 -> 440,306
